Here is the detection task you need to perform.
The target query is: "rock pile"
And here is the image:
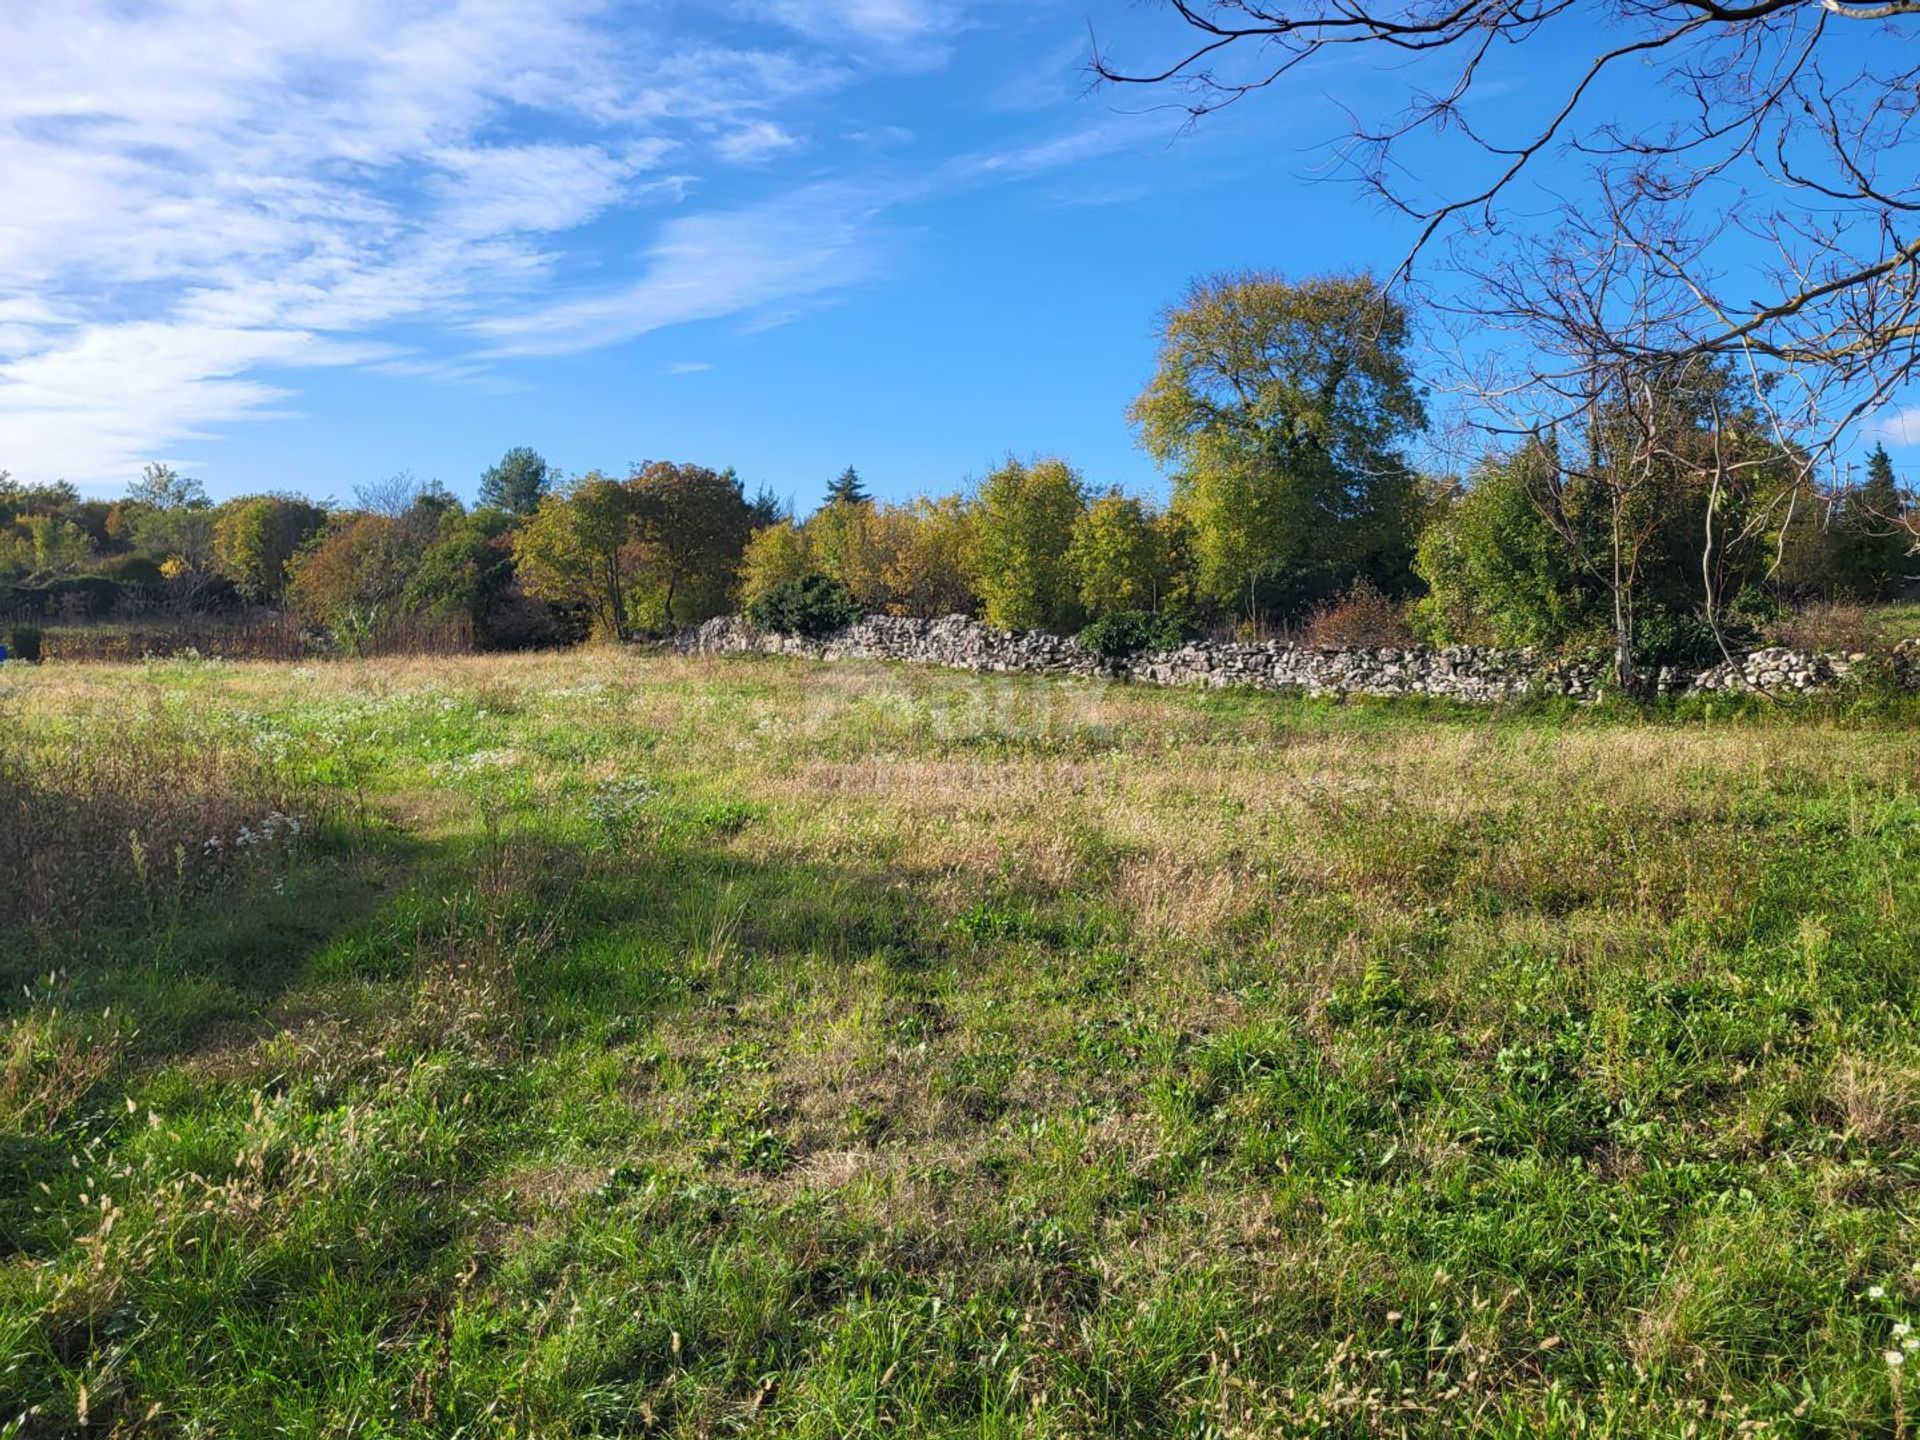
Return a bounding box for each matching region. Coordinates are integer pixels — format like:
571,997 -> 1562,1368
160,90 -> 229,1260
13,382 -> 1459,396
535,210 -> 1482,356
676,614 -> 1907,702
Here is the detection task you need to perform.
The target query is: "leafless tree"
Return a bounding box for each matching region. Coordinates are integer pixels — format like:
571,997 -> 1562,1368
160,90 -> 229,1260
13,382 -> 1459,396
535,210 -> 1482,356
1099,3 -> 1915,678
1096,2 -> 1920,448
1450,206 -> 1816,684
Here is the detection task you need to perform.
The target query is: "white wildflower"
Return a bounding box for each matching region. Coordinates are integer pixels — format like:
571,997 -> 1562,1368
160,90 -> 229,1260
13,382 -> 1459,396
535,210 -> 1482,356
1871,1286 -> 1887,1300
1887,1349 -> 1905,1368
586,776 -> 657,841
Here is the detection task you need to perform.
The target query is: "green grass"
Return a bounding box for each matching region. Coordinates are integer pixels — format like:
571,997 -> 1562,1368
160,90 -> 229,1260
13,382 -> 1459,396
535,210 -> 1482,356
2,650 -> 1919,1436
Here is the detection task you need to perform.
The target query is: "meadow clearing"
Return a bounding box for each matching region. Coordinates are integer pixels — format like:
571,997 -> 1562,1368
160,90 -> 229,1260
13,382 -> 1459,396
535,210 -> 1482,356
1,650 -> 1918,1437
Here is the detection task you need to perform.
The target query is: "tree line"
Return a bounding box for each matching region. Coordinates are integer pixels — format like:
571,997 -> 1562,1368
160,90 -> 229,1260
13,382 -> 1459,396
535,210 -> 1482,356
2,273 -> 1911,670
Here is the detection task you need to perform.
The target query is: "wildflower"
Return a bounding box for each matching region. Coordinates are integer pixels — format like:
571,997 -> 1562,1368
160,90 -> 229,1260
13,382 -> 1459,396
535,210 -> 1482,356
1897,1323 -> 1912,1338
1906,1338 -> 1919,1353
1871,1286 -> 1887,1300
586,776 -> 657,842
1886,1349 -> 1905,1368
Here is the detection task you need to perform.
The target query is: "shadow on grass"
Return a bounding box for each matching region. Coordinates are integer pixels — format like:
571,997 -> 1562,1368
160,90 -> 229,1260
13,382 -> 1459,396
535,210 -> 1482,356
0,808 -> 1083,1433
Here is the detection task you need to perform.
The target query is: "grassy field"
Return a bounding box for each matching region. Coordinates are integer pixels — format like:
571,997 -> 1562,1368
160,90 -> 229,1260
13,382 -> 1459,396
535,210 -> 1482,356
2,652 -> 1919,1437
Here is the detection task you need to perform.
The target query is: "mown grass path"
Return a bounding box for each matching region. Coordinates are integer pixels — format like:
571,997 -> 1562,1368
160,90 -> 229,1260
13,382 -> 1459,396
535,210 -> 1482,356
1,651 -> 1918,1437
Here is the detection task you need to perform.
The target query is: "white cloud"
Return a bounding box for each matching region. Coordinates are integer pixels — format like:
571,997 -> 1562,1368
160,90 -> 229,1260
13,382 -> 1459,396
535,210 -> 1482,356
477,185 -> 883,356
714,122 -> 804,166
0,0 -> 896,487
943,121 -> 1157,184
0,323 -> 383,487
757,0 -> 961,64
1862,406 -> 1920,449
667,361 -> 715,374
429,143 -> 674,237
0,0 -> 1148,489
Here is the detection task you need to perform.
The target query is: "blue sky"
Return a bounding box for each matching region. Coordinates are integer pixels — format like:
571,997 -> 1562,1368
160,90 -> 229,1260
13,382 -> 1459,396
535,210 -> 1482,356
3,1 -> 1913,508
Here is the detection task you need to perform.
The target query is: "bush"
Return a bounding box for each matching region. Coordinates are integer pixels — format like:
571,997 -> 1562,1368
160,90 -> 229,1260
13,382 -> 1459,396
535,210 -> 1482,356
1077,609 -> 1191,660
1410,452 -> 1596,648
1764,601 -> 1879,654
1307,581 -> 1414,647
95,554 -> 166,588
48,575 -> 123,618
743,574 -> 862,638
6,625 -> 42,662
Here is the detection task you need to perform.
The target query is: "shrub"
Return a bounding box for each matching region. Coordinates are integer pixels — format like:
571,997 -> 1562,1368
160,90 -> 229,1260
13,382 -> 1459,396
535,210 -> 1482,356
1764,601 -> 1879,655
1307,581 -> 1414,648
43,576 -> 122,620
1077,609 -> 1191,660
744,574 -> 862,638
1410,452 -> 1596,648
95,554 -> 166,588
6,625 -> 41,662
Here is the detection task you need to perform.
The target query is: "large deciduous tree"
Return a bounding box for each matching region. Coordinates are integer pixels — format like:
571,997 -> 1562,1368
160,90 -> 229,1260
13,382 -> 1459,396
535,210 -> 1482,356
626,461 -> 755,629
125,462 -> 215,570
879,496 -> 979,618
286,513 -> 421,648
513,474 -> 636,640
1068,491 -> 1164,618
1131,271 -> 1426,621
738,521 -> 814,614
805,494 -> 890,610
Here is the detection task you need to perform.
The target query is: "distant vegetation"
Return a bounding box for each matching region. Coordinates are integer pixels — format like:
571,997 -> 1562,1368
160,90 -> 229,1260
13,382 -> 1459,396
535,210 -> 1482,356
3,274 -> 1913,677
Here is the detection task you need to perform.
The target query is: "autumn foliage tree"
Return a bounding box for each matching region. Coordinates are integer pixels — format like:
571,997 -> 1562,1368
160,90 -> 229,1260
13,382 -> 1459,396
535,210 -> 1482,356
513,474 -> 637,640
971,458 -> 1087,632
1068,491 -> 1164,619
213,495 -> 327,601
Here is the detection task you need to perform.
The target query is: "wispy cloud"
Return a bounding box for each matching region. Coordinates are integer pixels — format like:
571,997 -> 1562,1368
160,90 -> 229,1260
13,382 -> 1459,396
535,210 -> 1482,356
941,119 -> 1164,185
0,0 -> 1203,490
757,0 -> 962,67
0,323 -> 384,488
478,185 -> 885,357
667,361 -> 714,375
1862,406 -> 1920,449
714,122 -> 805,166
0,1 -> 913,488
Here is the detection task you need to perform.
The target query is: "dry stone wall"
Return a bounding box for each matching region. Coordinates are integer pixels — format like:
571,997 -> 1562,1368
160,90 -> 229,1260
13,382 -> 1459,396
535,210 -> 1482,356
676,614 -> 1899,701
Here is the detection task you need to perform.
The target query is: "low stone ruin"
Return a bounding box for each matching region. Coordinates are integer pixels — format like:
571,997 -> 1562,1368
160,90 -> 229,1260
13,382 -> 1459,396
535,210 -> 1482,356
676,614 -> 1905,702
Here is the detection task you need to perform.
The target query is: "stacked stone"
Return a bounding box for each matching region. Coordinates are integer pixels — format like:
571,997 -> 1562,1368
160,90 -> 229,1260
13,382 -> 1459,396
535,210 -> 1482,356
675,615 -> 1905,702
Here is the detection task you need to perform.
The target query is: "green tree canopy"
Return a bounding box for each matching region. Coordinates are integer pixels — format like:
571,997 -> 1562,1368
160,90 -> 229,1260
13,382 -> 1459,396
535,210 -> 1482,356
1068,491 -> 1164,618
1829,444 -> 1912,601
478,447 -> 553,516
125,462 -> 215,569
803,495 -> 889,609
285,513 -> 421,647
1411,448 -> 1596,649
212,495 -> 328,601
513,474 -> 635,640
824,466 -> 869,508
972,457 -> 1087,632
879,495 -> 978,618
1131,271 -> 1426,621
737,521 -> 814,613
126,462 -> 207,512
627,461 -> 756,629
